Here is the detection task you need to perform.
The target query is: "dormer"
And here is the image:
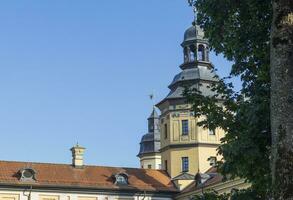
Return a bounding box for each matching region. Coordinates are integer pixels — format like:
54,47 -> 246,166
19,167 -> 36,182
113,172 -> 129,185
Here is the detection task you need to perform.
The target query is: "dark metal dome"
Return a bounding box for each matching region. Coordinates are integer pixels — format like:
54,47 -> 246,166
137,108 -> 160,157
183,25 -> 204,42
169,67 -> 218,89
141,133 -> 155,142
138,133 -> 156,155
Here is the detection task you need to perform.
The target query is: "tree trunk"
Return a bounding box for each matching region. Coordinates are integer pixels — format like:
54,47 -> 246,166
270,0 -> 293,199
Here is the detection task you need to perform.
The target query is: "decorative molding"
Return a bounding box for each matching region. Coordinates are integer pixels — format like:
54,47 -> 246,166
160,143 -> 220,152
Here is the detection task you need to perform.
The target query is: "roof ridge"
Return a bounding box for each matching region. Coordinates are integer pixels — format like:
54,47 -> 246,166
0,160 -> 167,172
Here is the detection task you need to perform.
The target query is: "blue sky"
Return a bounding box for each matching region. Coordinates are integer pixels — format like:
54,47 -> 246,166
0,1 -> 238,167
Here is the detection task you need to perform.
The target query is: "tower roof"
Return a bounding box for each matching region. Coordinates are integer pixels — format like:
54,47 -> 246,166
138,108 -> 160,157
156,24 -> 220,108
183,25 -> 205,43
168,67 -> 217,89
148,107 -> 159,119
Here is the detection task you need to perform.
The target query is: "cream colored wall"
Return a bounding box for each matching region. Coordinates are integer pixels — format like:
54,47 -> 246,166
197,116 -> 225,144
0,193 -> 19,200
161,146 -> 220,178
173,180 -> 194,191
39,195 -> 60,200
159,101 -> 224,178
161,150 -> 171,176
198,146 -> 221,173
140,154 -> 161,169
169,148 -> 198,178
160,105 -> 199,149
0,190 -> 172,200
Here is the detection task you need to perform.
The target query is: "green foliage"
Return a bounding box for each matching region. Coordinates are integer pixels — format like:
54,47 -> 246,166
192,189 -> 262,200
184,0 -> 273,198
192,192 -> 229,200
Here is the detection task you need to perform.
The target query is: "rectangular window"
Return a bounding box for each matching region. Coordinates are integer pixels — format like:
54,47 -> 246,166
208,128 -> 215,135
209,157 -> 217,166
165,160 -> 168,171
39,196 -> 60,200
115,198 -> 133,200
182,120 -> 189,135
0,194 -> 19,200
78,197 -> 97,200
182,157 -> 189,172
147,164 -> 152,169
164,124 -> 168,139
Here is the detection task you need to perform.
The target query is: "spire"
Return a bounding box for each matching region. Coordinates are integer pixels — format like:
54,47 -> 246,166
137,100 -> 161,159
188,0 -> 197,26
148,91 -> 158,119
148,107 -> 159,119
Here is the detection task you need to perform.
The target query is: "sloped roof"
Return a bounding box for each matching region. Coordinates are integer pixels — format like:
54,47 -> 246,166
0,160 -> 178,193
183,25 -> 205,43
172,172 -> 195,180
180,167 -> 223,194
148,108 -> 159,119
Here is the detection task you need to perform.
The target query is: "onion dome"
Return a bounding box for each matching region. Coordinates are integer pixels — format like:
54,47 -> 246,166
183,25 -> 205,43
156,24 -> 219,108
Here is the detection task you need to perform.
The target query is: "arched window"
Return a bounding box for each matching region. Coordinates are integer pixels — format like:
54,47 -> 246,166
189,45 -> 196,62
183,47 -> 189,63
198,44 -> 205,61
113,172 -> 129,185
19,168 -> 36,182
206,47 -> 210,61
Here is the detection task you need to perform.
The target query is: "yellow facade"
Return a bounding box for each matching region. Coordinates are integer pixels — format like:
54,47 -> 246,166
173,179 -> 194,191
39,196 -> 60,200
158,100 -> 225,178
0,194 -> 19,200
139,153 -> 161,169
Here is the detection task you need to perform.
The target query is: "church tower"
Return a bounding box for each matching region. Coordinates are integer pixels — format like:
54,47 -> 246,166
156,23 -> 225,180
137,107 -> 162,169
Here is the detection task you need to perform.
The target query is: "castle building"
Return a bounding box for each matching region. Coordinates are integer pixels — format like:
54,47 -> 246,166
0,145 -> 177,200
0,11 -> 250,200
155,23 -> 225,182
137,107 -> 161,170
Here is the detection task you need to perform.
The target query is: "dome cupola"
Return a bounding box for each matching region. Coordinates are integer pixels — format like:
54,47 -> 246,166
156,22 -> 219,108
183,25 -> 205,43
181,24 -> 210,64
137,107 -> 160,157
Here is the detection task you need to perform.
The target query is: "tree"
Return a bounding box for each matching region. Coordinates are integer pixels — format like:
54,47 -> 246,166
192,189 -> 261,200
184,0 -> 273,198
270,0 -> 293,199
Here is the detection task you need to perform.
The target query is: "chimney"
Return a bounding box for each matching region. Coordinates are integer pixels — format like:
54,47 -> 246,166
70,144 -> 86,168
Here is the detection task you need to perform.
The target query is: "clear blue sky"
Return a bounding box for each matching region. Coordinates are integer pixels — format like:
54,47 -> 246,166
0,1 -> 238,167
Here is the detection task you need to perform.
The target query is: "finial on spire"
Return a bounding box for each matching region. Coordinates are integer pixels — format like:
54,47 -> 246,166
149,93 -> 154,101
149,91 -> 155,107
187,0 -> 197,26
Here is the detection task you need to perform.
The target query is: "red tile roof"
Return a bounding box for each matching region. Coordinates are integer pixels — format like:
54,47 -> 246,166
0,160 -> 178,193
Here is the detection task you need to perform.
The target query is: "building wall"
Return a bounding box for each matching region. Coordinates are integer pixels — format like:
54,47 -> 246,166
197,146 -> 221,173
0,189 -> 173,200
173,180 -> 194,191
159,101 -> 225,178
140,154 -> 161,169
175,179 -> 251,200
168,147 -> 198,178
